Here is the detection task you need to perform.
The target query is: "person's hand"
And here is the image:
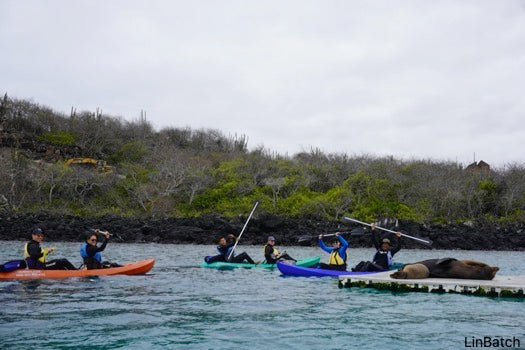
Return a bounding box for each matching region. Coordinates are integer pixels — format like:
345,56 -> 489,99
318,234 -> 323,240
335,232 -> 340,237
103,231 -> 110,239
395,232 -> 402,238
48,247 -> 56,254
371,223 -> 376,231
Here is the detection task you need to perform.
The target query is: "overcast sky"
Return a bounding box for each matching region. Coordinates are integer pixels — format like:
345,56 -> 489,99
1,1 -> 524,168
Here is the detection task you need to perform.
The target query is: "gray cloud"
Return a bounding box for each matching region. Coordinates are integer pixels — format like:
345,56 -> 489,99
1,0 -> 524,168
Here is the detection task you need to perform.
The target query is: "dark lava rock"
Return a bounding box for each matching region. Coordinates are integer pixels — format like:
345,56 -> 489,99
0,213 -> 523,251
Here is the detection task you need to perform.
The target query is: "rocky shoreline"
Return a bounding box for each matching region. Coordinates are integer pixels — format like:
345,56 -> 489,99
1,213 -> 524,251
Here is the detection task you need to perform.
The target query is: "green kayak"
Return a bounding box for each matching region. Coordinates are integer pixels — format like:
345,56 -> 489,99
201,256 -> 320,269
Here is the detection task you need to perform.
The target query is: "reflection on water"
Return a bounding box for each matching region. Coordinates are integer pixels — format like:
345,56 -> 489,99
0,242 -> 523,350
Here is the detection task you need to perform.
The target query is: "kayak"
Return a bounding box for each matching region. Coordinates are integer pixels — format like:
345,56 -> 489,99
277,261 -> 404,277
201,256 -> 320,269
0,259 -> 155,280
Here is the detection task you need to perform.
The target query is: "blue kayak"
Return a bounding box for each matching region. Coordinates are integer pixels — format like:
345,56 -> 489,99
277,262 -> 403,277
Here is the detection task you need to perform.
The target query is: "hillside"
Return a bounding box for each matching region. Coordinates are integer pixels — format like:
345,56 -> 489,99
1,94 -> 525,233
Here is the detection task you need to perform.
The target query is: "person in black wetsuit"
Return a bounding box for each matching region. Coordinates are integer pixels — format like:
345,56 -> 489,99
263,236 -> 295,264
353,224 -> 402,272
80,229 -> 122,269
24,227 -> 77,270
204,234 -> 256,264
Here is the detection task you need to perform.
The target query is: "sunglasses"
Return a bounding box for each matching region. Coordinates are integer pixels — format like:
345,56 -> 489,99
89,238 -> 97,242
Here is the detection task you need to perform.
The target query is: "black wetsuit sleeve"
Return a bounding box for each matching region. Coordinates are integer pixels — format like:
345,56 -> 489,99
390,236 -> 401,256
372,230 -> 381,250
85,239 -> 108,257
27,241 -> 43,260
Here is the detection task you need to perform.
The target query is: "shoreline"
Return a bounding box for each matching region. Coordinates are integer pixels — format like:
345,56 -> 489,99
1,213 -> 524,251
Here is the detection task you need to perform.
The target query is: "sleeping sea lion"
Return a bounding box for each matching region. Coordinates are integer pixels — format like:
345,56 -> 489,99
394,258 -> 499,280
390,263 -> 430,279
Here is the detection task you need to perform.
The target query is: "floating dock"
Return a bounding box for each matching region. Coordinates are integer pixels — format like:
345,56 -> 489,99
338,271 -> 525,298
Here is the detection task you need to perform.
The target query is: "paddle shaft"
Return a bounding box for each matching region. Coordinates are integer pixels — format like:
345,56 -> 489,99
343,216 -> 431,245
297,229 -> 365,242
228,201 -> 259,260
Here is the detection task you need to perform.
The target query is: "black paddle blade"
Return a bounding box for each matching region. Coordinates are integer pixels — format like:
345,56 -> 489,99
297,235 -> 314,243
349,227 -> 366,236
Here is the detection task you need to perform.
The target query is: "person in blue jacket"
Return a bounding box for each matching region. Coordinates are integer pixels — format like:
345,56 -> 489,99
317,232 -> 348,271
80,229 -> 121,269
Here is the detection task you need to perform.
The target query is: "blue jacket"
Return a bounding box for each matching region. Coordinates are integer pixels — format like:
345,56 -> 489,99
319,235 -> 348,263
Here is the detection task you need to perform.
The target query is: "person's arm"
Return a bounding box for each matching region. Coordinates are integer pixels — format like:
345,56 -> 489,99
226,234 -> 236,247
318,236 -> 333,254
372,229 -> 381,250
96,238 -> 108,253
390,233 -> 402,256
338,234 -> 349,256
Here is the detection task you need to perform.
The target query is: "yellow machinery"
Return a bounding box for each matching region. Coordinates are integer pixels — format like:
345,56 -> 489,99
65,158 -> 113,172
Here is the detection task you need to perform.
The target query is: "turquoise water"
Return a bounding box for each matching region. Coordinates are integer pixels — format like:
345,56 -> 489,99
1,241 -> 524,349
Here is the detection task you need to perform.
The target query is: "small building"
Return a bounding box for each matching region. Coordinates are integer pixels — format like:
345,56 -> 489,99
466,160 -> 490,173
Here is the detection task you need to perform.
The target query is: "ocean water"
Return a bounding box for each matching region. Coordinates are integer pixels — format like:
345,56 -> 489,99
0,241 -> 524,350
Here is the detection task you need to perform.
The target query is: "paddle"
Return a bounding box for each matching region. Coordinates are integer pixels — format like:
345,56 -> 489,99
297,227 -> 366,243
342,216 -> 433,245
227,200 -> 260,260
89,228 -> 123,241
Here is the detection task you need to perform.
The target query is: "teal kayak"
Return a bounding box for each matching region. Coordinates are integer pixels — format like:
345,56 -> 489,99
201,256 -> 320,269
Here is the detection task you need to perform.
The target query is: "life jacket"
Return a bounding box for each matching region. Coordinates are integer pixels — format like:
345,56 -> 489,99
328,248 -> 347,266
80,243 -> 102,262
263,244 -> 279,257
217,245 -> 234,258
373,250 -> 393,269
24,242 -> 48,263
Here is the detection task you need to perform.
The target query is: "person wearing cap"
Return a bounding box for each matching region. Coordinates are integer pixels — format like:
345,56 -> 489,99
263,236 -> 295,264
317,232 -> 348,271
80,229 -> 122,269
352,223 -> 402,272
204,233 -> 256,264
371,224 -> 402,270
24,227 -> 77,270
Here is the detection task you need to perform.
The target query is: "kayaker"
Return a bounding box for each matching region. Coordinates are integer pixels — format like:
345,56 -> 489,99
204,234 -> 256,264
317,232 -> 348,271
264,236 -> 295,264
80,229 -> 122,269
352,224 -> 402,272
24,227 -> 77,270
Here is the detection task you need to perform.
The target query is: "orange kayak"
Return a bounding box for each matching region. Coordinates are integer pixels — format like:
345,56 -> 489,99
0,259 -> 155,280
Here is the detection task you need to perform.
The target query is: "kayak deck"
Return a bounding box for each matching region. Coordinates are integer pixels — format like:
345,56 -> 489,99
0,259 -> 155,280
202,256 -> 320,269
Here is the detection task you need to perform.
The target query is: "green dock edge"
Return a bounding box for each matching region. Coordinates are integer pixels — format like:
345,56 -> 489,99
338,279 -> 525,298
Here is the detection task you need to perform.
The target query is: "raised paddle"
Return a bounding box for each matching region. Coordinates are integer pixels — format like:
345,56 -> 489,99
227,200 -> 260,260
297,227 -> 366,243
342,216 -> 433,245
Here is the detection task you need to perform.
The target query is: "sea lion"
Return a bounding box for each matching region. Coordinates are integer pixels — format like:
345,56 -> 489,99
396,258 -> 499,280
390,263 -> 430,279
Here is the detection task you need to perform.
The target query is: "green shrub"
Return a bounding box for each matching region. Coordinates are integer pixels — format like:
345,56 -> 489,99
39,131 -> 76,145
